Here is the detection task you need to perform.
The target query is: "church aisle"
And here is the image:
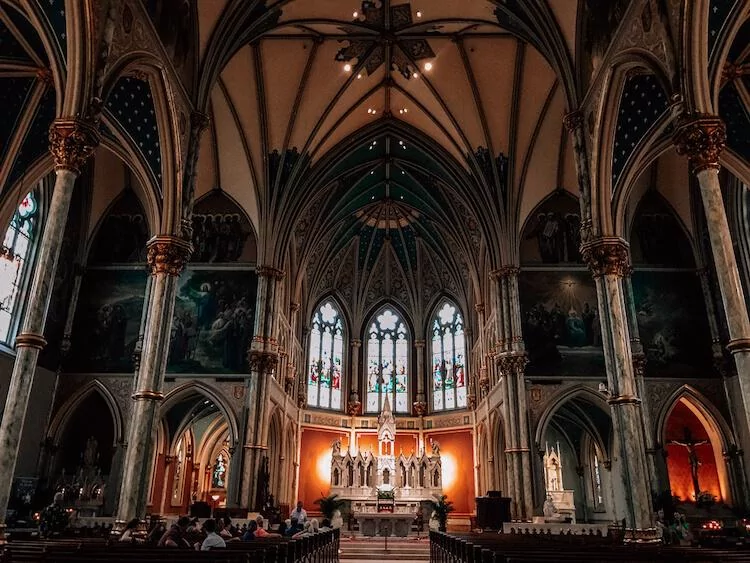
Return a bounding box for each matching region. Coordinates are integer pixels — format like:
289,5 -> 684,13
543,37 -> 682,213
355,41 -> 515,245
339,536 -> 430,562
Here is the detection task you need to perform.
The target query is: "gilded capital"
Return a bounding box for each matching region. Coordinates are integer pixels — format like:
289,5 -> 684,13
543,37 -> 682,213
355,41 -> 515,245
581,237 -> 630,278
146,236 -> 192,276
48,119 -> 99,173
248,350 -> 278,374
672,114 -> 726,174
190,111 -> 211,133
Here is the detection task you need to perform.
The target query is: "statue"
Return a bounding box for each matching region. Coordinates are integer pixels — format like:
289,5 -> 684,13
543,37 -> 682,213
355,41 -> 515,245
668,427 -> 708,501
431,440 -> 440,456
83,436 -> 98,467
543,494 -> 559,520
332,439 -> 342,456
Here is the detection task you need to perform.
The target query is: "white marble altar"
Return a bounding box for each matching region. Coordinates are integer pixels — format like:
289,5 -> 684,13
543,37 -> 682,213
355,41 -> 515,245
354,511 -> 415,537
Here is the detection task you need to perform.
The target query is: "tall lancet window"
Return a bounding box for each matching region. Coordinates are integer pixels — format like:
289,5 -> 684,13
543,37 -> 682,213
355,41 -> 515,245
0,192 -> 39,344
307,301 -> 344,410
431,301 -> 466,411
366,307 -> 409,413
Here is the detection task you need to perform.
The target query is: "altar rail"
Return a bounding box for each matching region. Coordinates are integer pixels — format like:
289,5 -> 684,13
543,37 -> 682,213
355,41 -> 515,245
429,531 -> 750,562
502,522 -> 609,536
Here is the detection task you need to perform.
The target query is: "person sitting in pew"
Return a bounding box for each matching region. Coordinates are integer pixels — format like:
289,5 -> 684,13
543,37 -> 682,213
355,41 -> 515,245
254,515 -> 281,538
201,518 -> 226,551
158,516 -> 192,548
285,516 -> 302,536
292,518 -> 318,539
119,518 -> 140,543
242,520 -> 258,540
319,518 -> 332,532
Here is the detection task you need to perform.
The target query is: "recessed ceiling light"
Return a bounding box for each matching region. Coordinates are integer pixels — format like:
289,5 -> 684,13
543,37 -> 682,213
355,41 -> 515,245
344,63 -> 352,72
412,72 -> 419,79
353,10 -> 359,18
424,62 -> 433,71
416,10 -> 422,18
357,73 -> 363,79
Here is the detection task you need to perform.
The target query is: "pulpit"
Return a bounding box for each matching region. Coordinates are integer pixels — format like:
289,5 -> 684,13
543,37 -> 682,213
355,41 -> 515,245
476,494 -> 511,530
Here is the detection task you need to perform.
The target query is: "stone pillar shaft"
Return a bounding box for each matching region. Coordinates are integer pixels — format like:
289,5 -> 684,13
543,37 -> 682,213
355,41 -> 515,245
0,120 -> 97,528
674,115 -> 750,493
348,339 -> 362,415
116,236 -> 190,522
413,340 -> 427,416
582,238 -> 652,529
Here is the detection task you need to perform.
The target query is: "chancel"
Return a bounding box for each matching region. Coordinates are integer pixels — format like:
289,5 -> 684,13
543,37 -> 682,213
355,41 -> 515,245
0,1 -> 748,561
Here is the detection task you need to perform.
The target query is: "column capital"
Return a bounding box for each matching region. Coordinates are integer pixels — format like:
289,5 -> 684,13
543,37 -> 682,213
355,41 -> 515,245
146,236 -> 192,276
257,265 -> 285,280
496,352 -> 528,376
672,114 -> 726,174
290,302 -> 301,313
190,111 -> 211,133
489,265 -> 521,281
581,236 -> 630,278
632,353 -> 646,378
563,110 -> 584,132
48,119 -> 99,173
412,400 -> 427,417
413,339 -> 426,349
350,338 -> 362,348
474,303 -> 485,314
347,398 -> 362,416
247,350 -> 278,374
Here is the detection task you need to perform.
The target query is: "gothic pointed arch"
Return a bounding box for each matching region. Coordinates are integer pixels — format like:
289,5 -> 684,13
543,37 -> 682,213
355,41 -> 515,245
191,190 -> 257,263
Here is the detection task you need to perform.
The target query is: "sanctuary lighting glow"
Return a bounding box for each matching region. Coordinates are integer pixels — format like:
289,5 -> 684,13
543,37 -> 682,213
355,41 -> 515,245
441,452 -> 458,489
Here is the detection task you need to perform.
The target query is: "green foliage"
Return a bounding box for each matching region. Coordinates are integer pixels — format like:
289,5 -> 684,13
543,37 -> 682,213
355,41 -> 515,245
315,493 -> 346,519
428,494 -> 454,532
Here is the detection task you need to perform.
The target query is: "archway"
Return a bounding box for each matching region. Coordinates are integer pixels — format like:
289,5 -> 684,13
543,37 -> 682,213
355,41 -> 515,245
150,385 -> 239,515
662,396 -> 730,506
535,388 -> 613,523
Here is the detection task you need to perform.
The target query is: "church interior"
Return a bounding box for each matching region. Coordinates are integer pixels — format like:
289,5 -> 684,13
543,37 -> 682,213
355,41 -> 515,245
0,0 -> 749,559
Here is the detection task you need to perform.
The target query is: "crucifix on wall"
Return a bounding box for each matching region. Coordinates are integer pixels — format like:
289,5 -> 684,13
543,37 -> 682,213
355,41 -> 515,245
668,427 -> 709,501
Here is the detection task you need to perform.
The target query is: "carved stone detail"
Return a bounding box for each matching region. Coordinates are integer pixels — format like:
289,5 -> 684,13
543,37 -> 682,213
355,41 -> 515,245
581,237 -> 630,278
496,353 -> 528,376
146,236 -> 192,276
412,401 -> 427,417
48,120 -> 100,173
248,350 -> 278,374
672,114 -> 726,174
257,265 -> 285,280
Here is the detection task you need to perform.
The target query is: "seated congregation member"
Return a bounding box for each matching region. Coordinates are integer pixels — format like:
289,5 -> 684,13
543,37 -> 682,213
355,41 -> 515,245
319,518 -> 332,532
277,519 -> 289,536
285,517 -> 302,536
146,517 -> 166,546
253,515 -> 281,538
158,516 -> 192,548
292,518 -> 319,539
201,519 -> 226,551
242,520 -> 258,541
119,518 -> 140,543
185,517 -> 204,550
39,492 -> 69,538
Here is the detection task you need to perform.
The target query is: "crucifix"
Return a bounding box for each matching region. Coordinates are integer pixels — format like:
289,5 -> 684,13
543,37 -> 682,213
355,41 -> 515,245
668,427 -> 709,501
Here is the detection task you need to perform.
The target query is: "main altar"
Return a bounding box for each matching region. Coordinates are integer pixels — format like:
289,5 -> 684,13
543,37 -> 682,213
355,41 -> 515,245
329,397 -> 442,536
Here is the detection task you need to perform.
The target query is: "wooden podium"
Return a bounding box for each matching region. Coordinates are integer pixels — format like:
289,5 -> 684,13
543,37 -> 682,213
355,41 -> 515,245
476,494 -> 511,530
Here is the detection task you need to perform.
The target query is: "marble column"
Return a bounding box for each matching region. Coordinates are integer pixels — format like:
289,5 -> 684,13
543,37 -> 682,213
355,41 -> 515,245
348,339 -> 362,416
563,111 -> 595,243
581,237 -> 653,532
674,114 -> 750,491
0,120 -> 98,534
241,266 -> 283,510
413,340 -> 427,416
116,236 -> 191,524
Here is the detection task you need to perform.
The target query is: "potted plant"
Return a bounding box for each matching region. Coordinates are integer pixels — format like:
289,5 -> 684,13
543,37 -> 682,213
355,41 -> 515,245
315,493 -> 346,521
428,494 -> 454,532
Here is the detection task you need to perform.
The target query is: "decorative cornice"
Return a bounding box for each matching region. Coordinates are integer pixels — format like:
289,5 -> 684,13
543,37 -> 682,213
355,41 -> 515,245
257,265 -> 285,280
15,332 -> 47,350
146,236 -> 192,276
672,114 -> 726,174
581,237 -> 630,278
132,390 -> 165,401
48,119 -> 100,174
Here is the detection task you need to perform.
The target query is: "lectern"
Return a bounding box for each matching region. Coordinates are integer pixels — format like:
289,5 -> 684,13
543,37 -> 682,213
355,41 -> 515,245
476,492 -> 511,530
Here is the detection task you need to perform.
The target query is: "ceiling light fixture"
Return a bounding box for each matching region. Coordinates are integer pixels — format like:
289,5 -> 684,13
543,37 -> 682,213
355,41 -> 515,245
353,10 -> 359,18
424,62 -> 433,71
412,72 -> 419,79
357,73 -> 363,79
416,10 -> 422,18
344,63 -> 352,72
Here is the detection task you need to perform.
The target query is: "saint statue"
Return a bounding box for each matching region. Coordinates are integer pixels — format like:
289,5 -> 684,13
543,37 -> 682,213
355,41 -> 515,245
83,436 -> 98,467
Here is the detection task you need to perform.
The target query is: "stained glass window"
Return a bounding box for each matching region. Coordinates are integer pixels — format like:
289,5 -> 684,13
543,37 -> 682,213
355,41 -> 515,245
431,302 -> 466,411
212,452 -> 227,488
366,307 -> 409,413
307,301 -> 344,410
0,192 -> 38,343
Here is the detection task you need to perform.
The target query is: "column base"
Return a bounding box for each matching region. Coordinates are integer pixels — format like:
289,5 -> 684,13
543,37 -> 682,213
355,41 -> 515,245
622,527 -> 660,544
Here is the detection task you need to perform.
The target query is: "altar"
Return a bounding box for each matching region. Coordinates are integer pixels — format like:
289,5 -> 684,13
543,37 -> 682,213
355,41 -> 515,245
353,511 -> 415,537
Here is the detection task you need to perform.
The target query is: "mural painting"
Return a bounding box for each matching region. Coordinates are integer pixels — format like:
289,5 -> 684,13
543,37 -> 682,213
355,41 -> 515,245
520,192 -> 582,265
68,270 -> 148,372
167,269 -> 257,374
631,271 -> 713,377
519,271 -> 604,376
